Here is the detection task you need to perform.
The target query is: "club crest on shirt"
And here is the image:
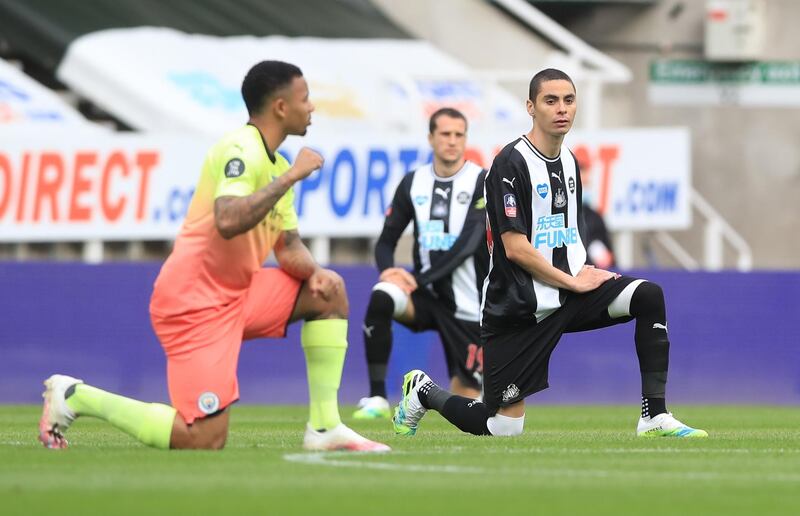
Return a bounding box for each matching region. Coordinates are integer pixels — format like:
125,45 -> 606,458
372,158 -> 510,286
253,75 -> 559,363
432,202 -> 448,218
536,183 -> 549,199
554,188 -> 567,208
504,193 -> 517,217
224,158 -> 245,178
568,176 -> 575,194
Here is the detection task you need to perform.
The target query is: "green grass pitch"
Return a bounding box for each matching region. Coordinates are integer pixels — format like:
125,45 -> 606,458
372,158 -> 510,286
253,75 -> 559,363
1,405 -> 798,515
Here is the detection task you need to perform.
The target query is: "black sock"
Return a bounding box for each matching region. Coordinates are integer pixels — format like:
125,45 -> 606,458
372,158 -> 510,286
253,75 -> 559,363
630,282 -> 670,400
363,290 -> 394,399
642,396 -> 667,418
440,397 -> 492,436
416,381 -> 490,436
417,381 -> 451,411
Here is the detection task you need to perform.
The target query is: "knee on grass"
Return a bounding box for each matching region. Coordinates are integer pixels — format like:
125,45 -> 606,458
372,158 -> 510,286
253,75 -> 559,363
487,413 -> 525,436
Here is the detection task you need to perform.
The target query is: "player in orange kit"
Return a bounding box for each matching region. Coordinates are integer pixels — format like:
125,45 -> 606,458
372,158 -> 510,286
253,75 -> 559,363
38,60 -> 389,452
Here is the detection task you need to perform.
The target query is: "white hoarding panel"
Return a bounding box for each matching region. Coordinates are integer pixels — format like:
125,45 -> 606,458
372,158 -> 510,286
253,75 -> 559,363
0,127 -> 690,241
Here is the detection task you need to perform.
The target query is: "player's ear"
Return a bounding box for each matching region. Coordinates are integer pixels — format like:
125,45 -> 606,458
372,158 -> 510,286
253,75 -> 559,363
272,97 -> 286,118
526,99 -> 535,118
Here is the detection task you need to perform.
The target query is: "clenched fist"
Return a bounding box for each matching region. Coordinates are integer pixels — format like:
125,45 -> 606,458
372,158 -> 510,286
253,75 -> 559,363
288,147 -> 324,183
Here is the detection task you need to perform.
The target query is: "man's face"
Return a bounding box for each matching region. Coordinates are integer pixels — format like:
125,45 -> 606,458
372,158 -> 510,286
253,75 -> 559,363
428,115 -> 467,166
527,79 -> 577,136
280,76 -> 315,136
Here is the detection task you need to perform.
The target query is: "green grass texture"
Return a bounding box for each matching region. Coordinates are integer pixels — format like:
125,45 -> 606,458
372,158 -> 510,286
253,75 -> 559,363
1,405 -> 798,515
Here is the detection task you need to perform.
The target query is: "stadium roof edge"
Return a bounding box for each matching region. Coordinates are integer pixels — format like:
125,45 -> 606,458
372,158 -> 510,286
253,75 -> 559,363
0,0 -> 412,72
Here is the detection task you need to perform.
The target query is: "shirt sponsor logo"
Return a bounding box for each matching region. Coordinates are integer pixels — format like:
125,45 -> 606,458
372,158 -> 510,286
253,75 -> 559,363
536,183 -> 549,199
418,220 -> 456,251
534,213 -> 578,249
224,158 -> 245,178
504,193 -> 517,217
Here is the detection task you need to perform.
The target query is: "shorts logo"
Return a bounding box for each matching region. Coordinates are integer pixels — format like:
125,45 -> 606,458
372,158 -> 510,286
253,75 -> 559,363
536,183 -> 549,199
198,392 -> 220,414
504,194 -> 517,217
457,191 -> 471,204
502,384 -> 520,402
568,176 -> 575,194
224,158 -> 245,178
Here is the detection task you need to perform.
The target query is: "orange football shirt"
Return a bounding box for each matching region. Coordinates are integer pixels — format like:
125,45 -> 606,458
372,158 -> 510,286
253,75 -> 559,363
150,125 -> 298,318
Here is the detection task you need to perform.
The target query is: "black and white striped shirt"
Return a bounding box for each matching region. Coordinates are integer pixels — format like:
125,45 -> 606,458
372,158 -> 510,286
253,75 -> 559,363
481,136 -> 586,333
375,161 -> 488,322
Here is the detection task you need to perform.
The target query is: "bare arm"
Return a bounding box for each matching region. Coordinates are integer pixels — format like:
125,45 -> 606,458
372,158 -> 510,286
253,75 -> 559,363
213,147 -> 323,240
275,229 -> 343,301
274,229 -> 318,281
500,231 -> 615,293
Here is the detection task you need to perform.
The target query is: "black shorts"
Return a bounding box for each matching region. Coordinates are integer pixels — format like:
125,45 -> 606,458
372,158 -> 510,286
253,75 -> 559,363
482,276 -> 639,413
400,288 -> 483,389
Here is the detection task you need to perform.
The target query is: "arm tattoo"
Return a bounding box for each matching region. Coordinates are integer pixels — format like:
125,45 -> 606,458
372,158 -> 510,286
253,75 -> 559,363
214,175 -> 292,239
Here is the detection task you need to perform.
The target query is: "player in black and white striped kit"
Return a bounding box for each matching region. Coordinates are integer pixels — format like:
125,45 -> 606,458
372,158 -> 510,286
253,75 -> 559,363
353,108 -> 488,420
393,70 -> 707,438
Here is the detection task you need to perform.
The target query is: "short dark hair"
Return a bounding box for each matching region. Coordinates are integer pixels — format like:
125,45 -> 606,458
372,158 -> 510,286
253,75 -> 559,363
429,107 -> 468,134
241,60 -> 303,116
529,68 -> 575,101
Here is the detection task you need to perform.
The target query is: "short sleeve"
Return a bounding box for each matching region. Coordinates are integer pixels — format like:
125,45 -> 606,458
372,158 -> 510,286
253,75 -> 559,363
214,145 -> 258,199
486,151 -> 528,236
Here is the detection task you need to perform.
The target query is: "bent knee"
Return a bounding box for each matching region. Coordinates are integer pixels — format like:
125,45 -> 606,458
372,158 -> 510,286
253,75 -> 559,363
630,281 -> 665,316
172,415 -> 229,450
322,274 -> 348,318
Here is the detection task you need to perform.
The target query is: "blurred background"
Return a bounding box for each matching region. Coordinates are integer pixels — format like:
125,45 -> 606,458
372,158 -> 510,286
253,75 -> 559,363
1,0 -> 797,405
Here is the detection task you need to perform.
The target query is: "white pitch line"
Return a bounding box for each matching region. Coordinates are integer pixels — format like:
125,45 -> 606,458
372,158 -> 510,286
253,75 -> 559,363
460,446 -> 800,455
283,451 -> 800,483
283,452 -> 484,474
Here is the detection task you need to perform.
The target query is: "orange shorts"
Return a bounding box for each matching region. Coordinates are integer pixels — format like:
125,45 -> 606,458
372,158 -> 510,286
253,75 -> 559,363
150,268 -> 302,424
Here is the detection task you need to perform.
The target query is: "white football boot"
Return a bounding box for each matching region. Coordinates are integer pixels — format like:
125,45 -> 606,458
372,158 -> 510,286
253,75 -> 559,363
38,374 -> 82,449
637,412 -> 708,438
392,370 -> 431,436
303,423 -> 391,452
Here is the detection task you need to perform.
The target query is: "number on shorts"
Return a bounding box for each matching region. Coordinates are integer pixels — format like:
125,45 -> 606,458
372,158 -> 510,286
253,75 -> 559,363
466,343 -> 484,373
